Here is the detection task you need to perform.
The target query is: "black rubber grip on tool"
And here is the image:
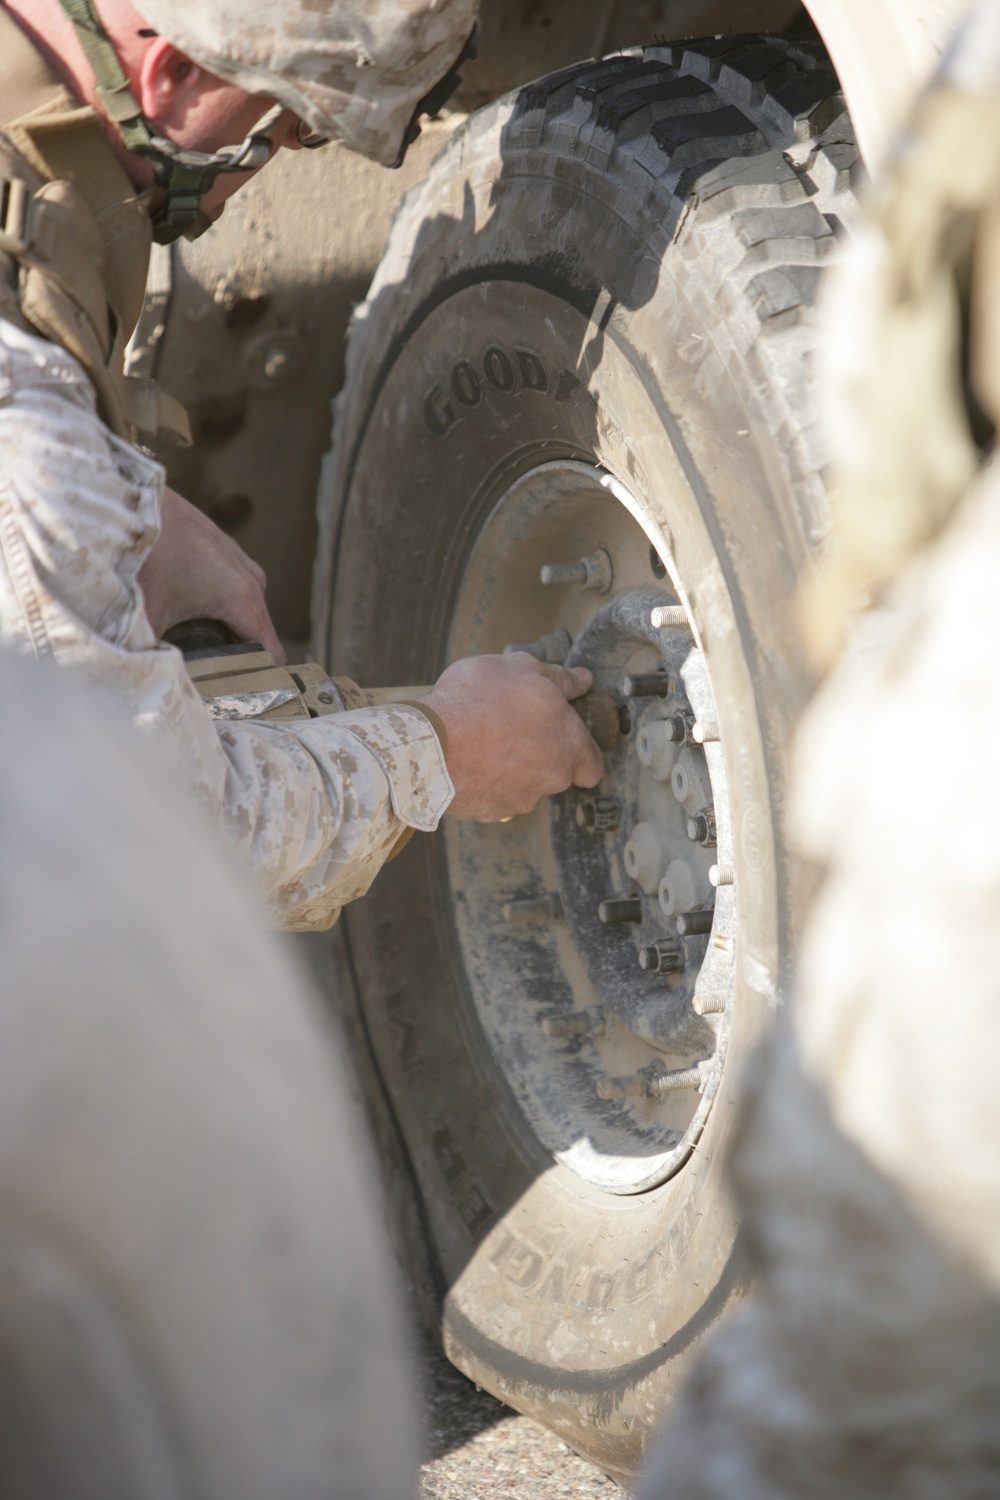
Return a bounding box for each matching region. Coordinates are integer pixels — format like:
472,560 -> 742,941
162,617 -> 265,661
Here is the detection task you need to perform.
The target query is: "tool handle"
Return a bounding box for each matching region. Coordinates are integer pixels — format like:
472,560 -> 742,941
570,690 -> 620,752
343,682 -> 620,753
174,624 -> 622,753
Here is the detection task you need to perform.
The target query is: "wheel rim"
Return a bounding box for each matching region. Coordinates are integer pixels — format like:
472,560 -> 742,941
445,461 -> 736,1194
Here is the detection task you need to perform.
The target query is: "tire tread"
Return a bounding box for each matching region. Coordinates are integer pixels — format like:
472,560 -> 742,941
320,35 -> 857,633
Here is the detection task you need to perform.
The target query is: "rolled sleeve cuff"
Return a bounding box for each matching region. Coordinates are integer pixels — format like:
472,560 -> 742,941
337,702 -> 454,833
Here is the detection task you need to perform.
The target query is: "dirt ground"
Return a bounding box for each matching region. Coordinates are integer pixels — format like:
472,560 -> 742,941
419,1337 -> 621,1499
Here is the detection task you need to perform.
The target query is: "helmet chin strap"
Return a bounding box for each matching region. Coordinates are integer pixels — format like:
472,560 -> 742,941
58,0 -> 283,243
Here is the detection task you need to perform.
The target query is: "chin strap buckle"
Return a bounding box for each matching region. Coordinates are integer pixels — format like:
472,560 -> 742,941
390,23 -> 480,169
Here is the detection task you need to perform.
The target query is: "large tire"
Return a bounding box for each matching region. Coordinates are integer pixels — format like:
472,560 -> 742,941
315,35 -> 856,1483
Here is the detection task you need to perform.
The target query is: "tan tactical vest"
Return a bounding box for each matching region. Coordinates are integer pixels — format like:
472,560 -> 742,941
0,8 -> 186,441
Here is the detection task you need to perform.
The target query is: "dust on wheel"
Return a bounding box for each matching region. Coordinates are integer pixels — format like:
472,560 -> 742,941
315,34 -> 856,1483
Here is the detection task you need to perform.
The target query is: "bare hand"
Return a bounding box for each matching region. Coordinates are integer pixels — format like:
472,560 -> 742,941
138,488 -> 286,664
421,653 -> 605,821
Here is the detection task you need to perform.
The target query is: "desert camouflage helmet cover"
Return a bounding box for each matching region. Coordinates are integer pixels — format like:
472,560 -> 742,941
134,0 -> 480,166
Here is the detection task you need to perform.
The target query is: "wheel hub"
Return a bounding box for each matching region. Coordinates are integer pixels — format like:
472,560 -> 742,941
445,462 -> 736,1193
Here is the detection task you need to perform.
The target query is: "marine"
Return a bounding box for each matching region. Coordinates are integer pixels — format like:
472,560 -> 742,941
0,0 -> 604,927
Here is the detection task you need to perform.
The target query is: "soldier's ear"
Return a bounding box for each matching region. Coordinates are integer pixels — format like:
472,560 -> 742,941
136,35 -> 203,130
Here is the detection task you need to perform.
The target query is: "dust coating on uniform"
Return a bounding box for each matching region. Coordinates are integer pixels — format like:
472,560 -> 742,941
419,1337 -> 618,1500
805,5 -> 1000,667
0,315 -> 454,931
638,1017 -> 1000,1500
641,501 -> 1000,1499
640,403 -> 1000,1494
640,117 -> 1000,1500
135,0 -> 479,166
793,460 -> 1000,1292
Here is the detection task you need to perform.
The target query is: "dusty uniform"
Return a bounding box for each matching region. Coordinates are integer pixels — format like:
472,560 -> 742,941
640,6 -> 1000,1496
0,10 -> 453,930
639,502 -> 1000,1495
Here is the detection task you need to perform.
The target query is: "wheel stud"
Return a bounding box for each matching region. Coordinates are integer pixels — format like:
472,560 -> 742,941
692,721 -> 720,744
502,892 -> 564,923
693,992 -> 727,1016
622,670 -> 671,698
709,864 -> 735,888
687,809 -> 717,846
542,1006 -> 606,1039
504,627 -> 572,664
540,548 -> 613,593
576,795 -> 621,832
676,908 -> 714,936
650,604 -> 688,628
638,940 -> 685,974
597,1059 -> 706,1099
598,896 -> 642,925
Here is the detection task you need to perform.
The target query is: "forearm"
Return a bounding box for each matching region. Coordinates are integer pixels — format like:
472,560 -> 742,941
214,703 -> 453,929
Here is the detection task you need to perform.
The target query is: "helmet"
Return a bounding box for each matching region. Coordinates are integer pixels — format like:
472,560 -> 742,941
135,0 -> 480,166
58,0 -> 478,242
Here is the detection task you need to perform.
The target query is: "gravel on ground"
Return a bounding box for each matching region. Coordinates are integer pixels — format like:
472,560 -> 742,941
419,1337 -> 621,1499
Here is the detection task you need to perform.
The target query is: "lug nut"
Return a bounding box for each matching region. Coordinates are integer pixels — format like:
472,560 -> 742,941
622,671 -> 671,698
658,858 -> 700,917
576,796 -> 620,832
540,548 -> 613,593
624,821 -> 670,895
709,864 -> 735,888
638,941 -> 685,974
543,1006 -> 606,1039
660,712 -> 694,745
687,810 -> 718,846
597,1059 -> 707,1099
598,897 -> 642,925
502,892 -> 564,923
692,721 -> 720,744
504,628 -> 572,664
650,604 -> 689,629
676,909 -> 714,936
636,720 -> 679,780
671,750 -> 710,810
693,991 -> 727,1015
